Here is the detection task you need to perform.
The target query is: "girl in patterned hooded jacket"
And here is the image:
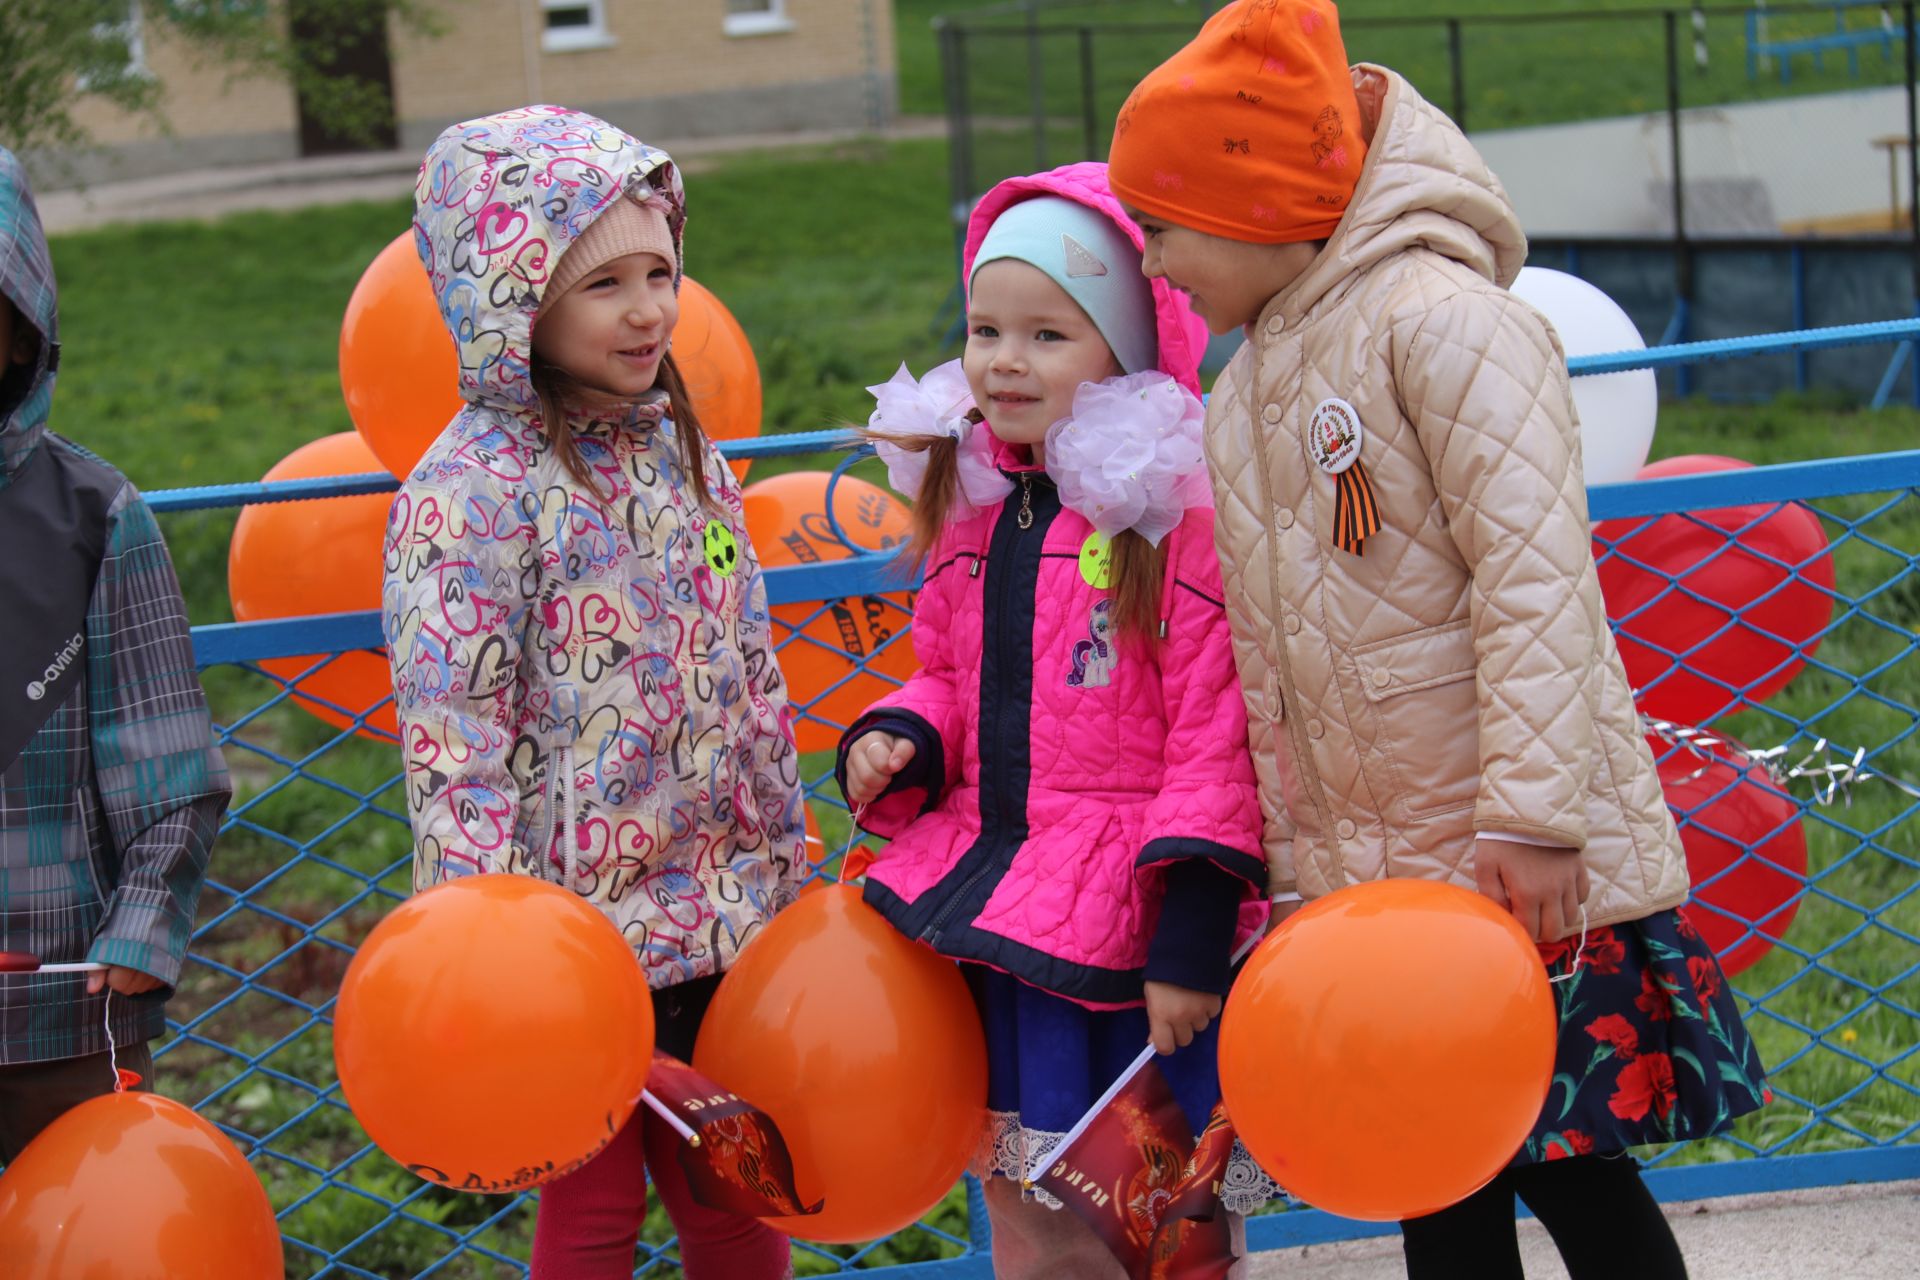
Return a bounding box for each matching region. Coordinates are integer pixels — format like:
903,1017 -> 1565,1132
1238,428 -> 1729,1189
383,106 -> 801,1279
837,163 -> 1277,1277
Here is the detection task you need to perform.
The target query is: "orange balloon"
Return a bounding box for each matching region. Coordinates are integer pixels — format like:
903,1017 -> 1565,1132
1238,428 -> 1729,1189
228,431 -> 395,740
334,875 -> 655,1193
339,231 -> 464,480
693,885 -> 985,1242
674,276 -> 760,482
0,1091 -> 281,1278
1219,879 -> 1557,1221
743,472 -> 916,753
340,230 -> 756,481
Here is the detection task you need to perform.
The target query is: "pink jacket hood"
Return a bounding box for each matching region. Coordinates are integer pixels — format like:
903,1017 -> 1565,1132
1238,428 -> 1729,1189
964,163 -> 1210,400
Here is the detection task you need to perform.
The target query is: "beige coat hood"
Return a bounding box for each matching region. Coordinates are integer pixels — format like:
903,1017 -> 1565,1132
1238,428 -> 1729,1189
1204,67 -> 1687,934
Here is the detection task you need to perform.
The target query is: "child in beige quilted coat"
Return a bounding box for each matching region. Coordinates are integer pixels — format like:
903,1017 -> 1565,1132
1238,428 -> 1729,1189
1109,4 -> 1768,1278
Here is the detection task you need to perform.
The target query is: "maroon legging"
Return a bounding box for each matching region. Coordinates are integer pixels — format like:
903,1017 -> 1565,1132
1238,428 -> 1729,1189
529,1101 -> 793,1279
530,974 -> 791,1279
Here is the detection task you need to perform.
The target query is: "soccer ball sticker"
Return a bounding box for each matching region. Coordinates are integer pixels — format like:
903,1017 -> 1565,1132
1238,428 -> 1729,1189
704,521 -> 740,577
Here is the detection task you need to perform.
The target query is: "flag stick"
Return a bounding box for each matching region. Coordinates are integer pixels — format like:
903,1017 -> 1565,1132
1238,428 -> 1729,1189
0,959 -> 106,974
1023,929 -> 1263,1187
642,1090 -> 702,1147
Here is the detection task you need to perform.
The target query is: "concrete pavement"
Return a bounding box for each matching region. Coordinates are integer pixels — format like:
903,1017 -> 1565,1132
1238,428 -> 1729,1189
1245,1178 -> 1920,1279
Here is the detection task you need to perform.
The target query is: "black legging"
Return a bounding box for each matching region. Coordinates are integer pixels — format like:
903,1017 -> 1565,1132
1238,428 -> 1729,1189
1399,1155 -> 1688,1280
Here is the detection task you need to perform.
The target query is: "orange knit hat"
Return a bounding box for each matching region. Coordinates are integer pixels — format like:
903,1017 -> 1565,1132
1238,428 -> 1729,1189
1108,0 -> 1366,244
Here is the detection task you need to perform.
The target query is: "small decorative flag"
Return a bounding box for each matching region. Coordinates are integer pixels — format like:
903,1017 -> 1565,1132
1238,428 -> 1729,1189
1030,1055 -> 1237,1280
645,1051 -> 823,1218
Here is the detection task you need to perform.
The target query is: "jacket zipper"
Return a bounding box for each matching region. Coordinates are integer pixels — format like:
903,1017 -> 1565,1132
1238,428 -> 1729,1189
561,744 -> 578,885
543,744 -> 575,883
924,475 -> 1038,946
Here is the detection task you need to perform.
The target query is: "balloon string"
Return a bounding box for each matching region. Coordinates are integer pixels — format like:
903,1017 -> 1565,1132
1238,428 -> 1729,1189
1550,905 -> 1591,986
837,804 -> 869,885
104,989 -> 125,1093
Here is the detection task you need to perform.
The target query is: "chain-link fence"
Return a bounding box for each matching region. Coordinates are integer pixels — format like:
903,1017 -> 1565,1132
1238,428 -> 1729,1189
118,322 -> 1919,1276
932,2 -> 1920,398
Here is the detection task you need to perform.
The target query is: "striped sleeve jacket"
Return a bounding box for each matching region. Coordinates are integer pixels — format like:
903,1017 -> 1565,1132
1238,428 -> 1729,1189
0,447 -> 232,1065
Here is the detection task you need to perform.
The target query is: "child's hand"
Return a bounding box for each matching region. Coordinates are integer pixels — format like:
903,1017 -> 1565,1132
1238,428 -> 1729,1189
1144,980 -> 1223,1056
1264,897 -> 1304,935
85,965 -> 163,997
844,731 -> 915,805
1474,838 -> 1591,943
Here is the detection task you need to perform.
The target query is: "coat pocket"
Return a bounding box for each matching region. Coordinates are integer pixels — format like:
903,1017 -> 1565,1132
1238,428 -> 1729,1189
1354,620 -> 1480,820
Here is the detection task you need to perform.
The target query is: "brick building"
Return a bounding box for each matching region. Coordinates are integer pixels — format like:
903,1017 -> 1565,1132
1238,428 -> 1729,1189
50,0 -> 896,186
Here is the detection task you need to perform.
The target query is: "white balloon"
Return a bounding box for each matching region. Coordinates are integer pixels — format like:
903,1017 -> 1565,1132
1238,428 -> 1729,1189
1508,267 -> 1657,487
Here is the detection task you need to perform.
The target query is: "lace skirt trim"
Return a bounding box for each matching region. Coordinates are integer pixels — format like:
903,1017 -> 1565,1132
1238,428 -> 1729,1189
971,1108 -> 1285,1215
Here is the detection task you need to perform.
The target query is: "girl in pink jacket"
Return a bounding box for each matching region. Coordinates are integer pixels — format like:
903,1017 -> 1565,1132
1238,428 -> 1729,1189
836,165 -> 1276,1276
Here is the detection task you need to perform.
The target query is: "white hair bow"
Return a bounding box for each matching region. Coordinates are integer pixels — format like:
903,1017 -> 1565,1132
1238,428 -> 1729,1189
865,360 -> 1013,515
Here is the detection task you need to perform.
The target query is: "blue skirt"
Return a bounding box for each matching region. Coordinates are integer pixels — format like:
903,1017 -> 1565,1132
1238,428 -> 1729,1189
964,964 -> 1281,1213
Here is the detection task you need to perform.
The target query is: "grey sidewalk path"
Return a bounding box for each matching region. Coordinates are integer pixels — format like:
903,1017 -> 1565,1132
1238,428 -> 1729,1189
1245,1178 -> 1920,1279
36,116 -> 951,235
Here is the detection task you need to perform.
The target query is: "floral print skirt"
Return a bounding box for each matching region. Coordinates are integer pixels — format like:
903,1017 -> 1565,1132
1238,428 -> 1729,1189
1519,908 -> 1769,1164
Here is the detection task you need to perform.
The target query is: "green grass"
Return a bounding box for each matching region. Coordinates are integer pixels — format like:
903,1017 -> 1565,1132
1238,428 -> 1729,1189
41,133 -> 1920,1274
900,0 -> 1914,152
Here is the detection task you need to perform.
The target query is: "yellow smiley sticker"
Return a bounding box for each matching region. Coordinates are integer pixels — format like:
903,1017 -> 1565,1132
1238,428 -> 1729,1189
703,521 -> 739,577
1078,531 -> 1113,589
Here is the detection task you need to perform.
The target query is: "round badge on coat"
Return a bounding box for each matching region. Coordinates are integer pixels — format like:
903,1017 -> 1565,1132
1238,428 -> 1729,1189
1308,398 -> 1365,475
1078,531 -> 1114,589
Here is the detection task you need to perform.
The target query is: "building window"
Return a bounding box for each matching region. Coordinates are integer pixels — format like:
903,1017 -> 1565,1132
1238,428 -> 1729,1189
78,1 -> 149,89
541,0 -> 615,52
724,0 -> 794,38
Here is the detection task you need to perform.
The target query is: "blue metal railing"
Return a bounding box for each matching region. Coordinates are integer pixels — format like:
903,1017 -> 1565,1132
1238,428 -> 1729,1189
154,318 -> 1920,1276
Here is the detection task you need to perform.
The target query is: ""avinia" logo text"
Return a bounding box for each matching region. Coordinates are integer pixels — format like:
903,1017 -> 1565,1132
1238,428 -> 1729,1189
25,631 -> 84,702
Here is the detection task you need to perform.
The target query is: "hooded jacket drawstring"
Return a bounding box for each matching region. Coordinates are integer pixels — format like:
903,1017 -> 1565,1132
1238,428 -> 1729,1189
1156,525 -> 1180,639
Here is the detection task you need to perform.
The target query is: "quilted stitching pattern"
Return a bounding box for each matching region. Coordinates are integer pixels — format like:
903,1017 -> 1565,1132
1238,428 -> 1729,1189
850,164 -> 1263,999
863,502 -> 1265,983
1202,69 -> 1687,936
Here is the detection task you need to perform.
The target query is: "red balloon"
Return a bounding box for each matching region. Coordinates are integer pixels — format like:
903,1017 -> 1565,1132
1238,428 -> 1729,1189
340,230 -> 757,480
1219,879 -> 1557,1221
334,875 -> 654,1193
743,472 -> 917,754
1594,455 -> 1835,724
228,431 -> 394,740
0,1092 -> 281,1278
693,885 -> 986,1242
1651,732 -> 1808,976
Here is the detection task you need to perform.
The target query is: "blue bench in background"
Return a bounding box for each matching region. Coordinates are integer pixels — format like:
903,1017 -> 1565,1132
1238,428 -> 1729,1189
1747,2 -> 1907,84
